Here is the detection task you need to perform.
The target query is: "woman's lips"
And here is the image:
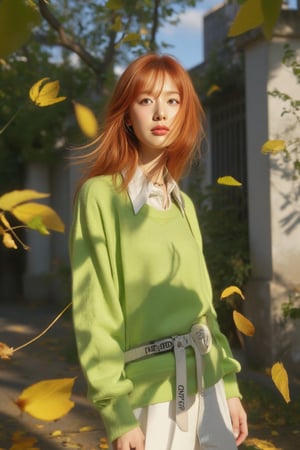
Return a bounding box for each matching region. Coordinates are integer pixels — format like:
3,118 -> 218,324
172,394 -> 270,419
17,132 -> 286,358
151,126 -> 169,136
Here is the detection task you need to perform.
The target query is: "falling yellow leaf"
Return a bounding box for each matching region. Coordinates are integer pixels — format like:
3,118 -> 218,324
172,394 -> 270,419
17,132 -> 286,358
73,101 -> 98,138
221,285 -> 245,300
271,362 -> 291,403
233,310 -> 255,336
0,190 -> 49,211
29,78 -> 66,107
217,176 -> 242,186
16,378 -> 76,421
0,342 -> 14,359
261,139 -> 286,154
206,84 -> 221,96
0,0 -> 41,59
12,202 -> 65,233
228,0 -> 263,37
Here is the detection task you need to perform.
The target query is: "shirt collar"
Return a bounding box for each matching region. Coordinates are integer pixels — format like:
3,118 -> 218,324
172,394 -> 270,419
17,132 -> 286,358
126,166 -> 185,215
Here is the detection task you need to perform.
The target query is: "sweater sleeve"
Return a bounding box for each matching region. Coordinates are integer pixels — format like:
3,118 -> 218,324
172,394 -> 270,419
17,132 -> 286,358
70,179 -> 139,442
182,193 -> 242,399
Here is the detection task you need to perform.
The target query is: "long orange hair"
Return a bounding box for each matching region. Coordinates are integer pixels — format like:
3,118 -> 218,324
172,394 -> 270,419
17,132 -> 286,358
76,53 -> 205,189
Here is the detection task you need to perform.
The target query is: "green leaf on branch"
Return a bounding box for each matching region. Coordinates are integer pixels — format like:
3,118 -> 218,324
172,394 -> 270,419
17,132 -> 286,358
0,0 -> 41,58
105,0 -> 124,10
27,216 -> 50,235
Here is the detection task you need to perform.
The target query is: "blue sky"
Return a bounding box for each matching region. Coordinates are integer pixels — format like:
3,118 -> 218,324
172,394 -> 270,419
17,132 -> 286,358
157,0 -> 298,70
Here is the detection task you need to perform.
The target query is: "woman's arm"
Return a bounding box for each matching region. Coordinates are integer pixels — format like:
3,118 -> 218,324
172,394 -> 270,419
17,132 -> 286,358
70,178 -> 139,442
227,397 -> 248,446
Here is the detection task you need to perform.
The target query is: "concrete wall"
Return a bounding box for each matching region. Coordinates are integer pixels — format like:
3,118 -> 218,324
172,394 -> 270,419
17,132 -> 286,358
244,37 -> 300,372
22,160 -> 76,305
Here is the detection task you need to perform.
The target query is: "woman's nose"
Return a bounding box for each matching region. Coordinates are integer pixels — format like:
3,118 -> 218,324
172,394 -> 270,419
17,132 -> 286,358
153,102 -> 166,121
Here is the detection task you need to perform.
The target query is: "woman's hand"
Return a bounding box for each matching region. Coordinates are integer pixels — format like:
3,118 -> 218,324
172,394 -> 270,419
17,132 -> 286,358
112,426 -> 145,450
227,397 -> 248,446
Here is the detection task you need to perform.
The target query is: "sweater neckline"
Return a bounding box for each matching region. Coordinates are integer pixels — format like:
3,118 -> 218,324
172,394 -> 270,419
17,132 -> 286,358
138,201 -> 183,220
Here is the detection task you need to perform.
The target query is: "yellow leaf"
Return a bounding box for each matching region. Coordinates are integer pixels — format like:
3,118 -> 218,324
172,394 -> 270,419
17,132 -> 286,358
79,426 -> 94,432
0,190 -> 49,211
221,285 -> 245,300
12,203 -> 65,233
50,430 -> 62,436
271,362 -> 291,403
16,378 -> 76,421
244,437 -> 281,449
29,78 -> 66,107
100,437 -> 109,449
233,310 -> 255,336
0,342 -> 14,360
0,0 -> 41,58
217,176 -> 242,186
261,139 -> 286,154
2,231 -> 17,249
228,0 -> 263,37
73,101 -> 98,138
206,84 -> 221,96
29,78 -> 49,103
0,213 -> 11,229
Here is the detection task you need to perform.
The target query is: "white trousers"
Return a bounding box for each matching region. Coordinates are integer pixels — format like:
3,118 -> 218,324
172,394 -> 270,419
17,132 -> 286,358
110,380 -> 237,450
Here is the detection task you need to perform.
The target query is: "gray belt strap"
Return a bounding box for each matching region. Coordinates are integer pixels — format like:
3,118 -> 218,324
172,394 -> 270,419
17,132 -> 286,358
125,322 -> 212,432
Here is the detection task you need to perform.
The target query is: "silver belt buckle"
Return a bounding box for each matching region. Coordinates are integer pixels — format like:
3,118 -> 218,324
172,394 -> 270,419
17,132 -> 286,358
191,323 -> 212,355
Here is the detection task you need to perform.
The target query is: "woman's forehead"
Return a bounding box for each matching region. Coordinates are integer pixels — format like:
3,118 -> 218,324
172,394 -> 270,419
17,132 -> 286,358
136,71 -> 179,95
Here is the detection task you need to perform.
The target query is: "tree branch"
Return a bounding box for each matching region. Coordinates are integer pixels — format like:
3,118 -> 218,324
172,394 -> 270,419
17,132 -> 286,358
37,0 -> 101,75
150,0 -> 160,51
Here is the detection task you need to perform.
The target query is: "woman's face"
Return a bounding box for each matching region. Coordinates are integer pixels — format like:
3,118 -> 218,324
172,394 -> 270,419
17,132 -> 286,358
128,74 -> 180,162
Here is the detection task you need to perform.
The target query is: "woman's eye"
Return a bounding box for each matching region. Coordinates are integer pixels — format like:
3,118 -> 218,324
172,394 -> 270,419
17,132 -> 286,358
168,98 -> 180,105
139,98 -> 153,105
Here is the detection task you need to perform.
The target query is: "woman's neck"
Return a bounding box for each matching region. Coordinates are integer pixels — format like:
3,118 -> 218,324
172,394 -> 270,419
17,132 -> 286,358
139,152 -> 167,185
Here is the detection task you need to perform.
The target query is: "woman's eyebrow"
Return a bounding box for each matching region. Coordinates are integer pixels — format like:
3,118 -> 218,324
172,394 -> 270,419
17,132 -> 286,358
138,90 -> 180,96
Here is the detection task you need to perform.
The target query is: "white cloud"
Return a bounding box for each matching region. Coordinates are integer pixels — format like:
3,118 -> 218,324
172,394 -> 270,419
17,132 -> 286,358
159,8 -> 204,38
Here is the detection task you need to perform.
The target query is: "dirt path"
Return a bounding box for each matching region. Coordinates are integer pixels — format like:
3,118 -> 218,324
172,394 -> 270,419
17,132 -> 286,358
1,303 -> 299,450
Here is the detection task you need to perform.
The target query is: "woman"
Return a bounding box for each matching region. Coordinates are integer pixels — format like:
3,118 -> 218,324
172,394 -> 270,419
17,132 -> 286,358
70,53 -> 248,450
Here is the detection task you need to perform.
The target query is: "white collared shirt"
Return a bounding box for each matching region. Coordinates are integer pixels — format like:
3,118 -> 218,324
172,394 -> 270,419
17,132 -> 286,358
126,166 -> 185,215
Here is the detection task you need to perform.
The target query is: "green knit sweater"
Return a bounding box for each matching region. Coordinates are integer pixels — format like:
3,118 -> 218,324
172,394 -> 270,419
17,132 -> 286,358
70,175 -> 241,442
